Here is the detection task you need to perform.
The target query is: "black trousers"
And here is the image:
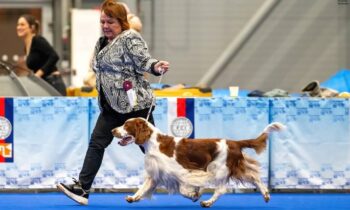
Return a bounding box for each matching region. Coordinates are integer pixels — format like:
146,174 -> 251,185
79,106 -> 154,190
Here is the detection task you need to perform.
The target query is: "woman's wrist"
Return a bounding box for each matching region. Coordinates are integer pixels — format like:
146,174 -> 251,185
151,61 -> 161,76
35,69 -> 44,77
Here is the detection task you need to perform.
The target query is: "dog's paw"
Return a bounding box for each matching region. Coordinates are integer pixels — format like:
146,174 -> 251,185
191,191 -> 201,202
200,201 -> 212,208
182,191 -> 201,202
125,195 -> 135,203
263,192 -> 270,203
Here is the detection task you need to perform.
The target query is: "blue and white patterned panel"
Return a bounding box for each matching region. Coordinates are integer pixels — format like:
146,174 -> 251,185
195,97 -> 270,189
152,97 -> 169,133
96,142 -> 145,189
270,98 -> 350,189
2,97 -> 350,190
0,97 -> 89,189
88,97 -> 100,135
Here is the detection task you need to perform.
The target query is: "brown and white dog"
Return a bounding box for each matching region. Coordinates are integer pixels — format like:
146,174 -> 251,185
112,117 -> 285,207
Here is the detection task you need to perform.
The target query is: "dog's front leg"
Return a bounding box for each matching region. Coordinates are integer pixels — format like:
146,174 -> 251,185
179,185 -> 203,202
126,176 -> 156,203
200,185 -> 226,208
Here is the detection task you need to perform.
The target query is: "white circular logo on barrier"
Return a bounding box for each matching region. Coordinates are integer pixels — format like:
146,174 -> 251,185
0,116 -> 12,139
171,117 -> 193,138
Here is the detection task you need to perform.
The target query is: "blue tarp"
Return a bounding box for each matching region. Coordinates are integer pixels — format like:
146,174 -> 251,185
321,69 -> 350,92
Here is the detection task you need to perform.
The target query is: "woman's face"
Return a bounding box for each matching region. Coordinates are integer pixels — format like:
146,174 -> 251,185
16,17 -> 33,38
100,11 -> 122,41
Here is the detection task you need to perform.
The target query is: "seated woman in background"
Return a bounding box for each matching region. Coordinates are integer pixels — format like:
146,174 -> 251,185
17,14 -> 67,96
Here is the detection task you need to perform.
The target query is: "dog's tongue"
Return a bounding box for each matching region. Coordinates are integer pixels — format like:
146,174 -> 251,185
118,136 -> 134,146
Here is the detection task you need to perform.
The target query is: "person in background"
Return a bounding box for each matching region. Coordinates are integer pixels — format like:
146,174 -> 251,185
127,13 -> 143,33
57,0 -> 169,205
17,14 -> 67,96
120,2 -> 143,33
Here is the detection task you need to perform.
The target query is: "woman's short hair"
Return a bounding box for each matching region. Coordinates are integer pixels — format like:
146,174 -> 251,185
20,14 -> 40,34
101,0 -> 130,31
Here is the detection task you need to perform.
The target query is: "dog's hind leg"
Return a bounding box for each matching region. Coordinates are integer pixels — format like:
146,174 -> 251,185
200,185 -> 226,208
252,176 -> 270,202
242,169 -> 270,202
242,155 -> 270,202
126,176 -> 157,203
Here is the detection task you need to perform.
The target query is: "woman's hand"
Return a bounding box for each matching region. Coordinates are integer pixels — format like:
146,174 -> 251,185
34,69 -> 44,78
154,61 -> 169,74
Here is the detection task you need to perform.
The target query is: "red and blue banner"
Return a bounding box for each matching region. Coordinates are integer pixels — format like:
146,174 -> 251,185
0,98 -> 14,162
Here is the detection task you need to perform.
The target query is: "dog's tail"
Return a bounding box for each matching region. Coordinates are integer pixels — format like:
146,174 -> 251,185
237,122 -> 286,154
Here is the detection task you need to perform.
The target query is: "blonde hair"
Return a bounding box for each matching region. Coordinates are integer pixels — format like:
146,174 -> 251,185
128,14 -> 142,32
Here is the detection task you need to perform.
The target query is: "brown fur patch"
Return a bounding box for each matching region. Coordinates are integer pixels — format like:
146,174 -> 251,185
175,139 -> 220,170
124,120 -> 137,136
237,133 -> 268,154
157,134 -> 176,157
226,141 -> 245,179
125,118 -> 153,145
226,140 -> 261,181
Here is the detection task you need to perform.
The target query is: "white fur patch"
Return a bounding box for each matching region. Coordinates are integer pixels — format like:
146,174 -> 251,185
263,122 -> 286,134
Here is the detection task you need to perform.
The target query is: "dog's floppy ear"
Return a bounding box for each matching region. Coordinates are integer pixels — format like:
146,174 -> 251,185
134,119 -> 152,145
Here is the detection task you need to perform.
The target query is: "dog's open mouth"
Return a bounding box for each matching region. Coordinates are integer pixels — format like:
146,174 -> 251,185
118,135 -> 135,146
